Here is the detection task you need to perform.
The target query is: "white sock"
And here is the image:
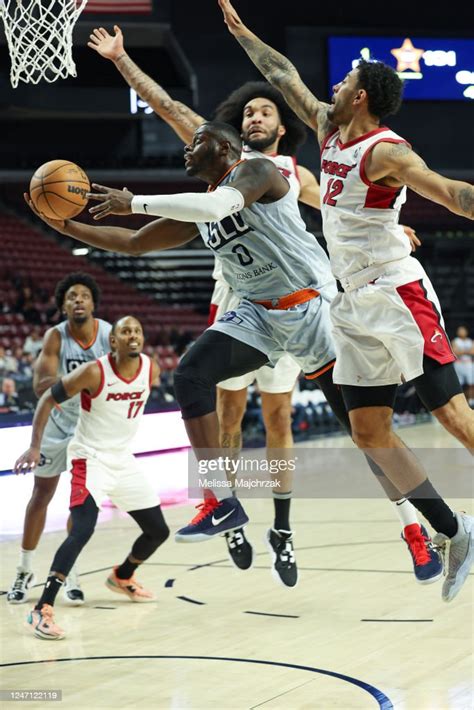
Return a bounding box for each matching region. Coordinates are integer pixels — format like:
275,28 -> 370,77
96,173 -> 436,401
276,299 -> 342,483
393,498 -> 420,529
199,456 -> 233,501
18,548 -> 35,573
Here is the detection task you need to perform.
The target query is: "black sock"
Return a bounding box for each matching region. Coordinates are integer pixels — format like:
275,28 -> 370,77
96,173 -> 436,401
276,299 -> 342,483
35,575 -> 63,610
115,557 -> 139,580
273,493 -> 291,531
407,479 -> 458,538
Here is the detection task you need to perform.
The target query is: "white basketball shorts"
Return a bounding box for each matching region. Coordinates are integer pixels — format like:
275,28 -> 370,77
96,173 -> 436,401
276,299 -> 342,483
68,444 -> 160,512
330,256 -> 456,387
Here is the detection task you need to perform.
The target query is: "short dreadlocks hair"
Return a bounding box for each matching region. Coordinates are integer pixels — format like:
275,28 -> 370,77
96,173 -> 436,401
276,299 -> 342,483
356,60 -> 403,119
214,81 -> 307,155
55,272 -> 101,311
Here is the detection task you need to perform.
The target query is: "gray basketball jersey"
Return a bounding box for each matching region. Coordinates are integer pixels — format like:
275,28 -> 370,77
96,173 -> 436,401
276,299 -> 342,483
196,164 -> 334,301
48,318 -> 111,437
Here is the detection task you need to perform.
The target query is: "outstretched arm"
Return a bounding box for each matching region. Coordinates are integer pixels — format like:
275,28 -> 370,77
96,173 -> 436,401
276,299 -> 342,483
14,362 -> 102,474
218,0 -> 333,143
24,193 -> 199,256
88,25 -> 205,144
368,143 -> 474,220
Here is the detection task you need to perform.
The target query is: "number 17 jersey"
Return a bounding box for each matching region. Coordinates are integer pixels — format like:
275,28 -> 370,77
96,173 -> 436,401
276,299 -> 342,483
70,353 -> 152,458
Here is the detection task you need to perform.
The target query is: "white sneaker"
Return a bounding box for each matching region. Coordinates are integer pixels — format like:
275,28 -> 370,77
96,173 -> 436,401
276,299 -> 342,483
7,570 -> 36,604
63,567 -> 85,605
433,512 -> 474,602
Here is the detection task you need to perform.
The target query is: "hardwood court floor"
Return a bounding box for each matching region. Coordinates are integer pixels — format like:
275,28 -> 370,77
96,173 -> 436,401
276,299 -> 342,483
0,421 -> 472,709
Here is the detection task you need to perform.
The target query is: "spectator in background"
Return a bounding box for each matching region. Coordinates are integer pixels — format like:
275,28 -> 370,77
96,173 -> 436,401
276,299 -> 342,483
15,287 -> 42,326
0,345 -> 18,377
12,348 -> 35,384
23,326 -> 44,359
451,326 -> 474,405
0,377 -> 20,413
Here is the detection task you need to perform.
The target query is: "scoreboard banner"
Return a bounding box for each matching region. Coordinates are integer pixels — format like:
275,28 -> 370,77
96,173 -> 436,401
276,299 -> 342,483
328,37 -> 474,101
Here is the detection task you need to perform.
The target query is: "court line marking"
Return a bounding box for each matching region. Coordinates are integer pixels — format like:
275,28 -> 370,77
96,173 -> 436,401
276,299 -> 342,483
244,611 -> 300,619
176,596 -> 206,605
0,655 -> 393,709
361,619 -> 433,622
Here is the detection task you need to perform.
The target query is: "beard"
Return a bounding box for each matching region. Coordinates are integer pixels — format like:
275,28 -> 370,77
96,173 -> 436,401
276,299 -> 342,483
128,351 -> 140,358
71,314 -> 88,325
244,127 -> 280,152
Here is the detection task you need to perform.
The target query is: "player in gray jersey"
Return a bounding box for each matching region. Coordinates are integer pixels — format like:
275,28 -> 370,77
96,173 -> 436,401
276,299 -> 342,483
7,273 -> 111,605
25,121 -> 441,587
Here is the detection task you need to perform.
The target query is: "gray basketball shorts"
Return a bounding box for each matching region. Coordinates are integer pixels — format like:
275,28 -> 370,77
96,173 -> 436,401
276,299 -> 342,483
210,293 -> 336,379
35,418 -> 73,479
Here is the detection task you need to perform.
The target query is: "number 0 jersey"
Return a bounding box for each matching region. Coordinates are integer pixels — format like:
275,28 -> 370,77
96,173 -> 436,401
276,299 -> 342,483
197,162 -> 334,302
211,148 -> 302,283
319,126 -> 411,279
71,353 -> 152,456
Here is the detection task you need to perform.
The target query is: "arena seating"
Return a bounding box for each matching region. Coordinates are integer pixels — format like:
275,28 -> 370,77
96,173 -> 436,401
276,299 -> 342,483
0,211 -> 209,366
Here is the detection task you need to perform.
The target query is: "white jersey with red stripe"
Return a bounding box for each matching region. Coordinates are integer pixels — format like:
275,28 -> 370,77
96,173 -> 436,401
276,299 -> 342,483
212,147 -> 301,282
71,353 -> 152,456
319,126 -> 411,280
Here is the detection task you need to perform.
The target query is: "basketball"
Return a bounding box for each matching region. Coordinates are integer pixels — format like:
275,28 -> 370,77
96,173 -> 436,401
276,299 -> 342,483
29,160 -> 90,220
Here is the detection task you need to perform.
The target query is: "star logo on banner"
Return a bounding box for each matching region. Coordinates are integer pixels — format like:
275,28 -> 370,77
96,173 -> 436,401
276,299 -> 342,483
391,38 -> 425,73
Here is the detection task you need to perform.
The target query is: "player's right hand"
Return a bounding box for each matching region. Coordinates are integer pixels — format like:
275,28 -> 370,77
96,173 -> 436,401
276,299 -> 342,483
218,0 -> 249,36
23,193 -> 67,231
13,447 -> 40,475
88,25 -> 125,62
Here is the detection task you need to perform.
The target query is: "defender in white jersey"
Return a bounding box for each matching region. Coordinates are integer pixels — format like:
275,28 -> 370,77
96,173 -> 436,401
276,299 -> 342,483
7,273 -> 111,606
14,316 -> 168,640
219,0 -> 474,602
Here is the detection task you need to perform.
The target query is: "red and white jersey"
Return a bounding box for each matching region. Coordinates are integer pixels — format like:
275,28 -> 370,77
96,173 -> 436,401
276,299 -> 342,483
212,147 -> 301,282
320,126 -> 411,280
72,353 -> 152,455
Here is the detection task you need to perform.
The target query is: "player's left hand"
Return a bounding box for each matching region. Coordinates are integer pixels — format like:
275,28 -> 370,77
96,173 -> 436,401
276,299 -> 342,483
402,225 -> 421,252
87,184 -> 134,220
13,447 -> 41,475
218,0 -> 248,36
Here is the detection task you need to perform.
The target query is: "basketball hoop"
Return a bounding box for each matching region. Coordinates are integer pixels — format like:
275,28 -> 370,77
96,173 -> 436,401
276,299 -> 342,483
0,0 -> 88,88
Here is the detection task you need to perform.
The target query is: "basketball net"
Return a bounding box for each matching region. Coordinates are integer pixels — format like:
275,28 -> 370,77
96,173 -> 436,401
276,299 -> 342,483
0,0 -> 88,88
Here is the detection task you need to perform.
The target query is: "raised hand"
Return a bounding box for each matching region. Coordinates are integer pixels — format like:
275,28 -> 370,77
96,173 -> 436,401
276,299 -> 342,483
13,446 -> 40,475
88,25 -> 125,62
87,184 -> 134,220
23,193 -> 67,231
218,0 -> 249,36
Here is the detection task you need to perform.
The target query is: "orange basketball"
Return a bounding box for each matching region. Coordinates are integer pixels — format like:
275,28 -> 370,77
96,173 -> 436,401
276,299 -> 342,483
29,160 -> 90,220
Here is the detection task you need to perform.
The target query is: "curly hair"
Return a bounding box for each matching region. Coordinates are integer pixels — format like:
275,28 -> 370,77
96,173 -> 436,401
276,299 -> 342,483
356,60 -> 404,119
214,81 -> 307,155
55,272 -> 101,311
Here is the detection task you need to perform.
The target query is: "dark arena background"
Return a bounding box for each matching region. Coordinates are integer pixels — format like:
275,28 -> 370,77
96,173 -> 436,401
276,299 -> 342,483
0,1 -> 473,708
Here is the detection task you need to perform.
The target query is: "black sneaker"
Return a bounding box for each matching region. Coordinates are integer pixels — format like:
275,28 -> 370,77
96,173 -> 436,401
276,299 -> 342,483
265,528 -> 298,588
7,571 -> 36,604
224,527 -> 253,570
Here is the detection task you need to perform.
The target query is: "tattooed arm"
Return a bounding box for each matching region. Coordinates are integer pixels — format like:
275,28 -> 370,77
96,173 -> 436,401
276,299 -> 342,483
88,25 -> 205,144
367,142 -> 474,220
218,0 -> 333,144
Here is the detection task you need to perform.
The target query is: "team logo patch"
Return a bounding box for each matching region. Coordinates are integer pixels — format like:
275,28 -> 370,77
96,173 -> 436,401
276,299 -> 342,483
218,310 -> 243,325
